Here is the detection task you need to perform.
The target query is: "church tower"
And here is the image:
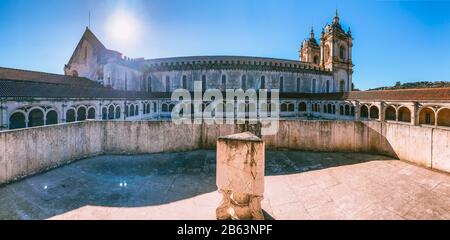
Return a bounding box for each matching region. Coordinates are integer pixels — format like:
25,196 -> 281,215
300,27 -> 321,65
320,11 -> 354,92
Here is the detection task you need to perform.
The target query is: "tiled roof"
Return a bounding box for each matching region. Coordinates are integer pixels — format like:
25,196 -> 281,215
1,66 -> 450,101
280,88 -> 450,101
0,80 -> 173,99
347,88 -> 450,101
0,67 -> 100,87
0,67 -> 170,99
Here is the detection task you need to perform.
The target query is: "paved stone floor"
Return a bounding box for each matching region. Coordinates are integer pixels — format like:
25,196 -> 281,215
1,150 -> 450,220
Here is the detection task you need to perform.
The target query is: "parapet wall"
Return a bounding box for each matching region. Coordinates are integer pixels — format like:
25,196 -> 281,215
0,120 -> 449,184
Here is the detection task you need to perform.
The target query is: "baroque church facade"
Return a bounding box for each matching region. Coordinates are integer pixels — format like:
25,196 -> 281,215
1,13 -> 450,131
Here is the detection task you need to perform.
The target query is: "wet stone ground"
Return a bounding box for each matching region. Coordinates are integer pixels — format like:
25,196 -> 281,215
1,150 -> 450,220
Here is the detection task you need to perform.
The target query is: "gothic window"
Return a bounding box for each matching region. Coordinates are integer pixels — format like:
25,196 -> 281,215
221,75 -> 226,90
280,76 -> 284,92
146,104 -> 151,114
242,75 -> 247,90
326,80 -> 330,93
340,80 -> 346,92
313,55 -> 319,64
312,79 -> 316,93
124,72 -> 128,91
130,105 -> 135,117
165,76 -> 171,92
147,76 -> 152,92
202,75 -> 207,90
340,46 -> 346,60
261,76 -> 266,89
324,45 -> 330,62
115,107 -> 121,119
182,75 -> 188,89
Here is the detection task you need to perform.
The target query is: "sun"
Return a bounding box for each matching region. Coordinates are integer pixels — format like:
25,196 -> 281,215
107,9 -> 140,45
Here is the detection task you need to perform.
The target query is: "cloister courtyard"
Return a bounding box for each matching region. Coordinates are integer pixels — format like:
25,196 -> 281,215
1,150 -> 450,220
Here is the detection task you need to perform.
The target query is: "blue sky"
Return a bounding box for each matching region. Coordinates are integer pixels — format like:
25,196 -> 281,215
0,0 -> 449,90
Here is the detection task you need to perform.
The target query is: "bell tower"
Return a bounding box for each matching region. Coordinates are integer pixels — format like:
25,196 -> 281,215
320,11 -> 354,92
300,27 -> 321,66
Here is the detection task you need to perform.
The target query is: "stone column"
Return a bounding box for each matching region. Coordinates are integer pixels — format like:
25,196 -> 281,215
61,103 -> 67,123
354,102 -> 360,121
140,101 -> 144,119
413,102 -> 420,126
121,101 -> 127,120
336,103 -> 341,120
97,102 -> 103,120
0,104 -> 8,130
216,132 -> 265,220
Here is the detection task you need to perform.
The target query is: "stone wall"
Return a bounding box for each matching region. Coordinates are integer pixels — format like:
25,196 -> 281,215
0,121 -> 104,184
0,120 -> 449,185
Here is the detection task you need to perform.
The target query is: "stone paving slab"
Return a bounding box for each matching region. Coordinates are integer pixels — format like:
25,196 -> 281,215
1,150 -> 450,220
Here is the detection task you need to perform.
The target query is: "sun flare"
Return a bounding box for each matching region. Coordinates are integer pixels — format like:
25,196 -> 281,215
107,9 -> 139,45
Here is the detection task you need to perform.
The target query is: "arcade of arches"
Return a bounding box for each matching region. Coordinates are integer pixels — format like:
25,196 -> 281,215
7,102 -> 155,130
4,100 -> 450,130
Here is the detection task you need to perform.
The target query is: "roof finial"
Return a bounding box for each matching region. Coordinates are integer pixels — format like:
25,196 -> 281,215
334,9 -> 340,24
310,26 -> 315,38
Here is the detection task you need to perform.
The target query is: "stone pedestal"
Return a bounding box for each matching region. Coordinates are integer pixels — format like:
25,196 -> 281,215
216,132 -> 265,220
